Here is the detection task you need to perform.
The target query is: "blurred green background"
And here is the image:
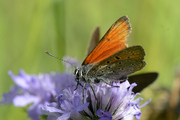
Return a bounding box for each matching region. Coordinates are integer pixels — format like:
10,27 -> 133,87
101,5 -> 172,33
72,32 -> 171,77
0,0 -> 180,120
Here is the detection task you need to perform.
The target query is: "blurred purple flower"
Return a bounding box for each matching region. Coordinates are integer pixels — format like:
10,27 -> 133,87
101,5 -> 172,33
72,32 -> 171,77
62,56 -> 81,73
41,88 -> 89,120
42,80 -> 151,120
0,69 -> 76,120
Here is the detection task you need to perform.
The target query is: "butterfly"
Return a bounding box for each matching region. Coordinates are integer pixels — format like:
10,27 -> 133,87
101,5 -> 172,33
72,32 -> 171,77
85,26 -> 158,94
74,16 -> 148,99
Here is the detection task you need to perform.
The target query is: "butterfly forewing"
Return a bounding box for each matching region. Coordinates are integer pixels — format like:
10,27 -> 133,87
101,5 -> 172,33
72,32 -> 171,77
82,16 -> 131,65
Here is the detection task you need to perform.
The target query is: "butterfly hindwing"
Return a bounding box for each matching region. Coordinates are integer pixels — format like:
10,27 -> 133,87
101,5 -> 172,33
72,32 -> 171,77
128,72 -> 158,93
86,27 -> 100,57
96,59 -> 146,80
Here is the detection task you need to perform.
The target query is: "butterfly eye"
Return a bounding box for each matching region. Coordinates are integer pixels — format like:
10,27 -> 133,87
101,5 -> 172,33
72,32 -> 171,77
74,69 -> 78,75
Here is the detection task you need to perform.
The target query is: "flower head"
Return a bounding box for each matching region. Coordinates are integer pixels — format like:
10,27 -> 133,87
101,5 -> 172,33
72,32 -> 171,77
0,69 -> 76,120
41,80 -> 151,120
41,87 -> 89,120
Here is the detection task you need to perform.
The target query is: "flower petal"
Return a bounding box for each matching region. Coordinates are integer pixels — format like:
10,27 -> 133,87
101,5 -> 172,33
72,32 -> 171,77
47,115 -> 57,120
97,109 -> 112,120
13,95 -> 40,106
70,110 -> 86,120
134,112 -> 141,120
41,105 -> 65,114
8,70 -> 30,89
28,105 -> 41,120
73,96 -> 81,107
75,102 -> 89,112
0,86 -> 20,104
57,112 -> 71,120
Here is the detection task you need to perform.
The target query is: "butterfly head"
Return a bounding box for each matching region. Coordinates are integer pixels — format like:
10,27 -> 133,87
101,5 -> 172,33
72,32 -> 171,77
74,67 -> 88,90
74,67 -> 80,78
74,67 -> 85,82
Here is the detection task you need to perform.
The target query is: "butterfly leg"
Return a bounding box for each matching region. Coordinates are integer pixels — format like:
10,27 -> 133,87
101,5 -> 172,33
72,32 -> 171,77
89,82 -> 97,100
75,78 -> 79,90
82,83 -> 86,103
75,78 -> 84,90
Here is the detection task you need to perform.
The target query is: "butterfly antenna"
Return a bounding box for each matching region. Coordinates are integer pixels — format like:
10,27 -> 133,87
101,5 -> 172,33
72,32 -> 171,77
45,51 -> 74,67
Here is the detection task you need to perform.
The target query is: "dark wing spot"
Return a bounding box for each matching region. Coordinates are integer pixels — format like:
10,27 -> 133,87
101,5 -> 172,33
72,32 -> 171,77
107,66 -> 111,69
107,61 -> 110,64
115,56 -> 120,59
127,56 -> 131,59
106,39 -> 110,41
119,62 -> 122,64
131,51 -> 135,55
131,63 -> 135,66
118,68 -> 123,70
101,71 -> 104,73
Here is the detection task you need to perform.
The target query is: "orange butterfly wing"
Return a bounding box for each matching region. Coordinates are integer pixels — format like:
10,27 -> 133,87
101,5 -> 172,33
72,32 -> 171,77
82,16 -> 132,65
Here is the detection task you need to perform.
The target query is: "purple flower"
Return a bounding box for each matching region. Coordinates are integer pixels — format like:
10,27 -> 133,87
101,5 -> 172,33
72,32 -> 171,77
80,80 -> 151,120
0,56 -> 151,120
41,80 -> 151,120
0,69 -> 76,120
41,88 -> 89,120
